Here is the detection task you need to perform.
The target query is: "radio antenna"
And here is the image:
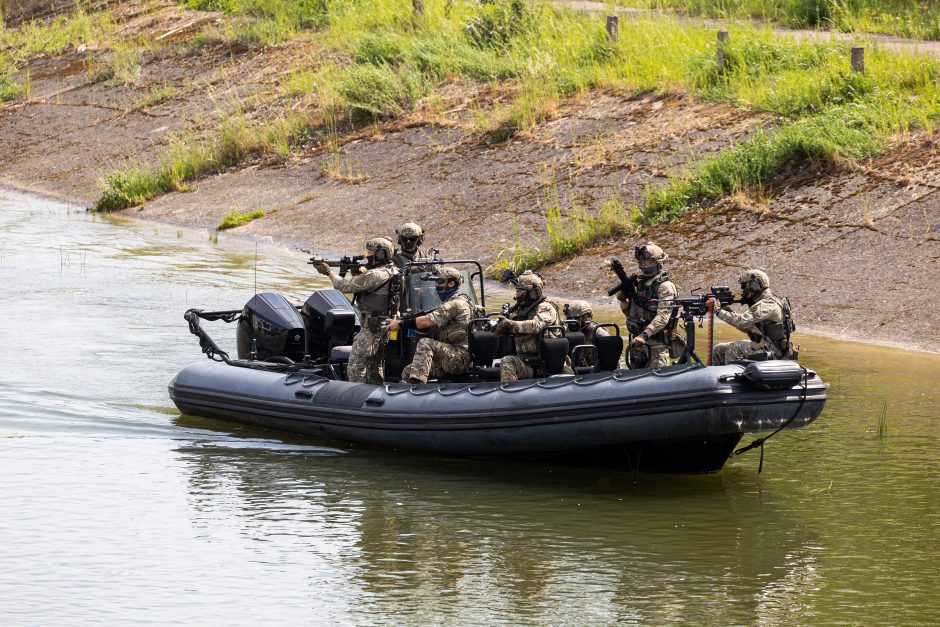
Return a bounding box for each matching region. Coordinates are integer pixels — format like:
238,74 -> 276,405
254,241 -> 258,298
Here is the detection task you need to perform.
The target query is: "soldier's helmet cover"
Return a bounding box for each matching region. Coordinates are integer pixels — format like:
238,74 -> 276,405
738,269 -> 770,291
567,300 -> 593,319
435,266 -> 463,285
515,270 -> 545,301
365,237 -> 395,262
634,242 -> 668,262
396,222 -> 424,253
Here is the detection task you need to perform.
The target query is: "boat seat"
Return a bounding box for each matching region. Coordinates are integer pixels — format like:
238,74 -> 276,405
468,325 -> 503,381
329,345 -> 352,362
570,343 -> 596,375
594,334 -> 624,372
539,325 -> 570,376
565,330 -> 587,355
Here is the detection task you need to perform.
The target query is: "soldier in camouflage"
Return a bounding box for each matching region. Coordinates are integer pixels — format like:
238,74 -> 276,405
564,300 -> 611,369
392,222 -> 433,272
712,269 -> 798,365
618,242 -> 678,369
312,237 -> 399,384
387,267 -> 476,384
495,271 -> 574,382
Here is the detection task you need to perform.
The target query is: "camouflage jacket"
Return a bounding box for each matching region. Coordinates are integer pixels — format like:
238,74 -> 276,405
426,293 -> 475,348
331,263 -> 398,317
619,272 -> 677,339
715,290 -> 787,353
510,299 -> 562,358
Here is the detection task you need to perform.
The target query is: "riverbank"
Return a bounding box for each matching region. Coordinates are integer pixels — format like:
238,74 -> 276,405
1,0 -> 937,352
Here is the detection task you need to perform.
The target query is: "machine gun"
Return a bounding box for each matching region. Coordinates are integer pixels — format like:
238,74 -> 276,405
670,286 -> 738,316
661,286 -> 742,365
307,254 -> 366,277
608,259 -> 640,298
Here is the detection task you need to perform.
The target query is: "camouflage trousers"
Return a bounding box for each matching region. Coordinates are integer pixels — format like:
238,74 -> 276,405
347,326 -> 389,385
711,340 -> 776,365
499,355 -> 574,382
628,339 -> 670,369
401,338 -> 472,384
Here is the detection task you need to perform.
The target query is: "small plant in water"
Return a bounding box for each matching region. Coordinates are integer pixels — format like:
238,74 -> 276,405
877,400 -> 888,438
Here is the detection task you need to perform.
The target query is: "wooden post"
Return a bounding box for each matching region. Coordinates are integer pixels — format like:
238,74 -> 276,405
851,46 -> 865,73
717,30 -> 729,72
413,0 -> 423,17
606,15 -> 619,43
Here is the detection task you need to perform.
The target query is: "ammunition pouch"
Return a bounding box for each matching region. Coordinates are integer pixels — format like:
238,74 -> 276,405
364,316 -> 386,333
669,333 -> 687,360
628,342 -> 651,369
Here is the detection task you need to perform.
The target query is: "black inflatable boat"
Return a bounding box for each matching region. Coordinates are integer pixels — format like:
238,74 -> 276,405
169,260 -> 827,472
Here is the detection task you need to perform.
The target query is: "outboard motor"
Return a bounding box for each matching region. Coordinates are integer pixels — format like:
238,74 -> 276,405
236,292 -> 306,362
301,289 -> 360,360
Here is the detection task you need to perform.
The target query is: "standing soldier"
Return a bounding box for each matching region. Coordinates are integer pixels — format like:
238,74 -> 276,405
495,271 -> 573,382
392,222 -> 432,271
712,269 -> 797,365
617,242 -> 678,369
312,237 -> 398,384
386,267 -> 476,384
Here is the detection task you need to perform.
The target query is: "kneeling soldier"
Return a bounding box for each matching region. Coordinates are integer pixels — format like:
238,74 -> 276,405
387,267 -> 475,384
495,271 -> 573,382
712,269 -> 797,365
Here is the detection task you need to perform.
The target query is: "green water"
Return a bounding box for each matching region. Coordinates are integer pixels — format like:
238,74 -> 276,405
1,188 -> 937,624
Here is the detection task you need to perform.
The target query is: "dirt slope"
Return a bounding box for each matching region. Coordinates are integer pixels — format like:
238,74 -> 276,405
1,2 -> 938,352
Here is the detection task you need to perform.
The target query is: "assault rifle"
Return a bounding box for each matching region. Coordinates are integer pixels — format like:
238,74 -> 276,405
497,268 -> 519,317
608,258 -> 640,298
307,254 -> 366,277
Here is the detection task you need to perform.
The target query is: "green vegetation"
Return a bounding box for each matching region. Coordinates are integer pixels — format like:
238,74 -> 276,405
0,8 -> 116,101
627,0 -> 940,40
137,84 -> 178,108
56,0 -> 937,271
217,208 -> 267,229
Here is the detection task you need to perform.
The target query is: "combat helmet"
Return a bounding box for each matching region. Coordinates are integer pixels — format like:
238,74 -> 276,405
635,242 -> 667,276
514,270 -> 545,303
738,268 -> 770,292
396,222 -> 424,254
365,237 -> 395,264
435,266 -> 463,285
565,300 -> 593,319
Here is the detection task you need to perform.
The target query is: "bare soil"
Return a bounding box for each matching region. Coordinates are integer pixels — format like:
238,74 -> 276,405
2,1 -> 938,352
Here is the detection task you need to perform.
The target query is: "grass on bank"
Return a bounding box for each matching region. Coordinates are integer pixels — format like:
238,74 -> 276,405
217,208 -> 267,229
0,8 -> 117,101
624,0 -> 940,41
40,0 -> 934,267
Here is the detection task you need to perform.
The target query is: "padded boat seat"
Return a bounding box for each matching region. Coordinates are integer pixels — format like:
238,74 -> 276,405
570,344 -> 596,375
540,336 -> 570,375
565,331 -> 586,354
329,345 -> 352,362
594,335 -> 624,372
469,329 -> 503,381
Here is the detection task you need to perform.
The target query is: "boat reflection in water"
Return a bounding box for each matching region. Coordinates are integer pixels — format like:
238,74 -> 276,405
174,415 -> 823,624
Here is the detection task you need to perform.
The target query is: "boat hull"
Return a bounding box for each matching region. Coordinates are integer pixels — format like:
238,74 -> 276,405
169,361 -> 826,472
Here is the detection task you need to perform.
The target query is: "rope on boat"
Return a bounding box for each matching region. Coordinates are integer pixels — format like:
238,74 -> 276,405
384,362 -> 706,397
731,365 -> 810,473
185,308 -> 326,376
185,308 -> 239,364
